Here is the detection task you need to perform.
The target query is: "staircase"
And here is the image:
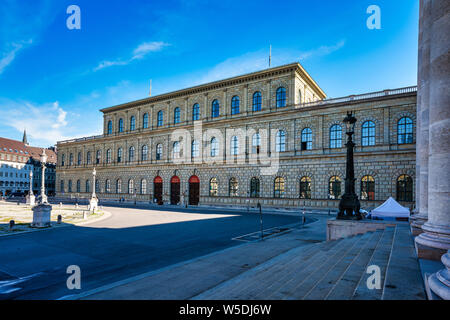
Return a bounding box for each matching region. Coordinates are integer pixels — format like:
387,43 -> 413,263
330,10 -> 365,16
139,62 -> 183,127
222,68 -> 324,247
193,224 -> 426,300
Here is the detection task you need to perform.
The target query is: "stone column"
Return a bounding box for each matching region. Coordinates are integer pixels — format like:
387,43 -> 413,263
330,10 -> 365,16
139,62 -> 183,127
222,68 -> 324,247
415,0 -> 450,300
411,0 -> 431,235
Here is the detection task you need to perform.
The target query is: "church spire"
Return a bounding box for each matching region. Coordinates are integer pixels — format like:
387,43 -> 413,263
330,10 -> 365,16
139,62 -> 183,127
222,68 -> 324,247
22,129 -> 29,146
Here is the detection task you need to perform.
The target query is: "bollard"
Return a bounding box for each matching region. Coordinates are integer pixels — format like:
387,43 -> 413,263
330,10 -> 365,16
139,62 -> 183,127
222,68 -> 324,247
17,201 -> 20,206
57,215 -> 62,224
257,203 -> 263,240
75,203 -> 79,209
83,211 -> 87,219
9,220 -> 15,230
59,202 -> 62,208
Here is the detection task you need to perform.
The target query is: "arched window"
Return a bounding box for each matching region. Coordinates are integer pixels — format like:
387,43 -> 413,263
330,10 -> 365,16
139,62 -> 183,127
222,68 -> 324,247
141,145 -> 148,161
128,179 -> 134,194
68,180 -> 72,193
209,178 -> 218,196
192,103 -> 200,121
231,96 -> 240,115
107,120 -> 112,134
210,137 -> 219,157
96,150 -> 101,164
157,110 -> 163,127
117,148 -> 123,163
274,177 -> 285,198
252,133 -> 261,154
252,91 -> 262,112
174,107 -> 180,124
76,180 -> 81,193
141,179 -> 147,194
276,87 -> 286,108
397,175 -> 413,202
361,176 -> 375,200
301,128 -> 312,150
330,125 -> 342,148
69,153 -> 73,166
105,179 -> 111,193
191,140 -> 199,158
77,152 -> 82,165
156,144 -> 163,160
250,177 -> 260,198
118,118 -> 124,133
106,149 -> 112,163
142,113 -> 149,129
173,141 -> 180,159
85,180 -> 90,193
231,136 -> 239,155
128,146 -> 135,162
86,151 -> 91,165
362,121 -> 376,146
329,176 -> 341,199
276,130 -> 286,152
60,180 -> 65,193
300,176 -> 312,199
130,116 -> 136,131
116,179 -> 122,194
211,99 -> 220,118
61,154 -> 65,166
95,179 -> 100,193
398,117 -> 413,144
229,178 -> 238,197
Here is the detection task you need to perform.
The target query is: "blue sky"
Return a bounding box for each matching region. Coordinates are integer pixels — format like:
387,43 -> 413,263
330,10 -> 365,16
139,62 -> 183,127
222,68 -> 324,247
0,0 -> 419,147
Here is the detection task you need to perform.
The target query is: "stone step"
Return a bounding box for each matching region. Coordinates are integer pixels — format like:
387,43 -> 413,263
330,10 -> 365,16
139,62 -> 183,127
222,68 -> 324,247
283,231 -> 376,300
352,226 -> 396,300
381,225 -> 426,300
265,234 -> 371,300
304,229 -> 385,300
323,229 -> 385,300
196,238 -> 344,300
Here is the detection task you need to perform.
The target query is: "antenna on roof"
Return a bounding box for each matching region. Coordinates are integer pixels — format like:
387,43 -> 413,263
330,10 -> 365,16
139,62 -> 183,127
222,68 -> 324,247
149,79 -> 152,97
269,45 -> 272,68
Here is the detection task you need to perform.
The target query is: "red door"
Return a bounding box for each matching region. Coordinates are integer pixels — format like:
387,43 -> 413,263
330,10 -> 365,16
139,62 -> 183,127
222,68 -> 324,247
170,176 -> 180,205
153,176 -> 163,204
188,175 -> 200,205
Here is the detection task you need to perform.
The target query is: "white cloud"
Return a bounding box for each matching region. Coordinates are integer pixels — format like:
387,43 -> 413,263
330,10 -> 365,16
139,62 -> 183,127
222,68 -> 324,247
94,41 -> 170,71
0,39 -> 33,75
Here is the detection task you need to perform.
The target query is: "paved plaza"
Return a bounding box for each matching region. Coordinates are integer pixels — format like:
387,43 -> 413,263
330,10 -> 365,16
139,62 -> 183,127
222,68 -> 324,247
0,204 -> 307,299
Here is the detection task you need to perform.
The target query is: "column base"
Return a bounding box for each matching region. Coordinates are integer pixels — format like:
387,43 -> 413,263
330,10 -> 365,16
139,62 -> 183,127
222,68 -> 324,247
415,222 -> 450,261
426,251 -> 450,300
410,213 -> 428,236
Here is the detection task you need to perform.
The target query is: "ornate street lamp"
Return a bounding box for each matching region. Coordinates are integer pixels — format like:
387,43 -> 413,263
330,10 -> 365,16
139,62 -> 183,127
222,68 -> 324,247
89,167 -> 98,212
337,111 -> 361,220
26,170 -> 35,206
37,149 -> 48,204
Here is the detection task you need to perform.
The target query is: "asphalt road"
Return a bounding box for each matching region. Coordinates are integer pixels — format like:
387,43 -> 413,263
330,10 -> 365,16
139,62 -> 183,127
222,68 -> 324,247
0,205 -> 309,300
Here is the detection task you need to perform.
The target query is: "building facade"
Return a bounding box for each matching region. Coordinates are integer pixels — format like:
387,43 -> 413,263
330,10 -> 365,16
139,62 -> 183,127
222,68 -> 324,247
56,63 -> 417,209
0,136 -> 57,197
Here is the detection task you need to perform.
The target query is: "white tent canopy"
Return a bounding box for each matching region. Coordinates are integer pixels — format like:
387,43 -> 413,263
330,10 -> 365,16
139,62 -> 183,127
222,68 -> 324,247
371,197 -> 410,219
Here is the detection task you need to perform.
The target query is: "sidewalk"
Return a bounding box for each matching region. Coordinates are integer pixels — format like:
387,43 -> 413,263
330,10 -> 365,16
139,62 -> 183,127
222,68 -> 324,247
64,214 -> 329,300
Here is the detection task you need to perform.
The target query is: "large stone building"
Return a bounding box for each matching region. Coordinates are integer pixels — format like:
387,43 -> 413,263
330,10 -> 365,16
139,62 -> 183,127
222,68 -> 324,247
0,133 -> 57,197
56,63 -> 417,209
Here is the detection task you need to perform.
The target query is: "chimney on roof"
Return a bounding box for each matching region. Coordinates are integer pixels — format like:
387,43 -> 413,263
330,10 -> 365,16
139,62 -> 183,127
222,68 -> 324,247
23,129 -> 29,146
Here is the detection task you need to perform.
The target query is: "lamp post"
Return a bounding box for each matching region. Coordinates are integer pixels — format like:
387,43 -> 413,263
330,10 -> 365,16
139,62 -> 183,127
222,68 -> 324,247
26,170 -> 35,206
37,149 -> 48,204
89,168 -> 98,212
337,111 -> 361,220
31,149 -> 51,228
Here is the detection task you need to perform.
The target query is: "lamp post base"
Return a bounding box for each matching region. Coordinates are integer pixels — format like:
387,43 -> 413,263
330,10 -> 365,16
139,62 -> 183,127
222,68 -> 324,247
337,194 -> 362,220
31,203 -> 52,228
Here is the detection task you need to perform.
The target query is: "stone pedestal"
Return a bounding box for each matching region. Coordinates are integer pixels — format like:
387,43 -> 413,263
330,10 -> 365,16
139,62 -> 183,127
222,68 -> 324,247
26,194 -> 35,206
327,219 -> 395,241
31,203 -> 52,228
89,197 -> 98,212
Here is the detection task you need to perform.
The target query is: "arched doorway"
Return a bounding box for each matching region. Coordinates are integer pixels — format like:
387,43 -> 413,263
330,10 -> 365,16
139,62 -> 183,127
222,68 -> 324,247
170,176 -> 180,205
153,176 -> 163,205
189,175 -> 200,205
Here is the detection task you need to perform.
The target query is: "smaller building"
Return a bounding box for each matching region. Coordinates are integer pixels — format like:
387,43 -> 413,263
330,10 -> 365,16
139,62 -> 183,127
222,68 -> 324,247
0,133 -> 57,197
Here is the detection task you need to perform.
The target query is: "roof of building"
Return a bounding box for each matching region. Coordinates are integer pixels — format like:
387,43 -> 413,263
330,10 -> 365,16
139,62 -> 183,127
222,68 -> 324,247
99,62 -> 327,114
0,137 -> 57,164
